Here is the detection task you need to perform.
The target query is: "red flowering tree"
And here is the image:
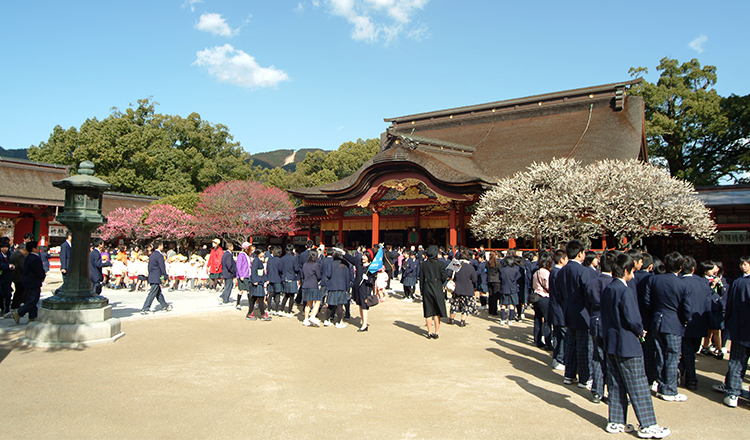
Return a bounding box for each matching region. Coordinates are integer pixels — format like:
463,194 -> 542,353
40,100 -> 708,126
98,207 -> 148,241
195,180 -> 298,243
144,204 -> 197,241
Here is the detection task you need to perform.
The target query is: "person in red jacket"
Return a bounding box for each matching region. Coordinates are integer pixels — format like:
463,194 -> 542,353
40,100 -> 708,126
207,238 -> 223,291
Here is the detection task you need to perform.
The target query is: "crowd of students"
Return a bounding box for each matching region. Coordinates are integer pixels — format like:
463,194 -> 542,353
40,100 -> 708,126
18,232 -> 750,437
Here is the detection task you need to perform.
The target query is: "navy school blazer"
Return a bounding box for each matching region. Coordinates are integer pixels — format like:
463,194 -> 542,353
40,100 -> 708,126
644,273 -> 692,336
601,278 -> 644,358
557,260 -> 598,330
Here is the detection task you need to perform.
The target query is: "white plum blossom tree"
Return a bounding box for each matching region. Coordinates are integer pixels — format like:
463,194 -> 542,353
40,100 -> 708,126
470,158 -> 716,248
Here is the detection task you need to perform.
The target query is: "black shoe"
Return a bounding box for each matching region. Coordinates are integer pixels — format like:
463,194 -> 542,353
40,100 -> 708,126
357,325 -> 369,332
458,320 -> 466,327
687,381 -> 698,391
591,393 -> 601,404
432,333 -> 439,339
601,395 -> 609,405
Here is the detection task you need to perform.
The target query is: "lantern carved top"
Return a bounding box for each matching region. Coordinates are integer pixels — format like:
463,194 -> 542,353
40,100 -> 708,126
52,160 -> 112,191
52,161 -> 111,226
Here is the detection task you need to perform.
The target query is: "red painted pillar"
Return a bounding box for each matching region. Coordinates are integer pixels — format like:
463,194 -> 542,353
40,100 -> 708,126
414,207 -> 420,244
371,208 -> 380,246
449,204 -> 457,251
509,238 -> 516,248
458,204 -> 466,246
338,210 -> 344,244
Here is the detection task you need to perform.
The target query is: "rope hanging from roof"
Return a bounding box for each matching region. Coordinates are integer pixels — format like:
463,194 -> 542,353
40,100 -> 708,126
567,103 -> 594,158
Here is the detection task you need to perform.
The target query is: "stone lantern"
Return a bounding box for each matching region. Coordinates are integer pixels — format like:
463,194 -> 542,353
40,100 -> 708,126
22,161 -> 124,347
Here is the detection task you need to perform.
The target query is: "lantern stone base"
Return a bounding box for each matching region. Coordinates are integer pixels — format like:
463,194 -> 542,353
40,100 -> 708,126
20,305 -> 124,348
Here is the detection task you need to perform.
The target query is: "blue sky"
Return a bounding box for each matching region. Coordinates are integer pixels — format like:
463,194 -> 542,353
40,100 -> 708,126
1,1 -> 748,156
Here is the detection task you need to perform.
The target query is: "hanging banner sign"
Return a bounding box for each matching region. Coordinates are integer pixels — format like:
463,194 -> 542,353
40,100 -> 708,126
714,231 -> 750,245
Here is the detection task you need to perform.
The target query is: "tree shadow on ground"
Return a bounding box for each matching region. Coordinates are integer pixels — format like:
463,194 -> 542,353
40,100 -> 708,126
506,374 -> 607,428
487,323 -> 538,347
490,335 -> 553,367
0,327 -> 85,365
393,320 -> 429,339
487,340 -> 593,402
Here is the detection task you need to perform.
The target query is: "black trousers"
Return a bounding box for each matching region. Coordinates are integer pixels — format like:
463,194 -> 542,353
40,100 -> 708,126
10,280 -> 24,309
488,282 -> 501,315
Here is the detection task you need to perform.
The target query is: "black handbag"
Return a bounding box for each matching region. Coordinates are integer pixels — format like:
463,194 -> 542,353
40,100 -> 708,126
365,293 -> 379,307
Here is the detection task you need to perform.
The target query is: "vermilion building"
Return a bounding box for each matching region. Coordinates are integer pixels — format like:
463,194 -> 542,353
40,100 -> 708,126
289,79 -> 647,249
0,157 -> 157,247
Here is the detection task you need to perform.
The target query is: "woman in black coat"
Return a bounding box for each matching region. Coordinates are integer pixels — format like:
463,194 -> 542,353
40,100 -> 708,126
345,251 -> 374,332
448,249 -> 478,327
499,255 -> 522,325
486,252 -> 501,316
420,246 -> 447,338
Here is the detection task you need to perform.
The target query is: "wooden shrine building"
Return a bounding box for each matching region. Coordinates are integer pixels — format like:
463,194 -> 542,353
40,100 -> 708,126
288,79 -> 647,250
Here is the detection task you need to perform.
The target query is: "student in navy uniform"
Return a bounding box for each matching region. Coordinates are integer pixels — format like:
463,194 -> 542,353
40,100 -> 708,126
558,239 -> 597,388
498,255 -> 522,325
514,255 -> 528,321
600,253 -> 671,438
319,248 -> 333,308
140,239 -> 172,314
89,238 -> 111,295
301,249 -> 323,327
402,251 -> 419,302
59,231 -> 72,279
295,240 -> 315,304
677,256 -> 711,391
448,249 -> 478,328
644,252 -> 692,402
635,252 -> 658,388
702,261 -> 726,358
719,256 -> 750,407
323,245 -> 352,328
246,249 -> 271,321
0,240 -> 13,316
278,244 -> 299,317
476,253 -> 488,309
583,251 -> 600,275
218,241 -> 237,305
586,250 -> 616,404
266,246 -> 283,315
548,249 -> 568,371
12,240 -> 45,324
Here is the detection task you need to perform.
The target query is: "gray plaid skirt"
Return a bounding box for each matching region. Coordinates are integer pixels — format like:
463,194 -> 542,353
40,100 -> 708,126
268,282 -> 282,294
282,280 -> 298,294
249,284 -> 266,297
403,276 -> 417,287
237,278 -> 250,291
326,290 -> 350,306
302,287 -> 322,302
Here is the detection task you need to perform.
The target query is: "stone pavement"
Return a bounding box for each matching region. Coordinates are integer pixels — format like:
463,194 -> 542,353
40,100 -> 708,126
0,271 -> 748,439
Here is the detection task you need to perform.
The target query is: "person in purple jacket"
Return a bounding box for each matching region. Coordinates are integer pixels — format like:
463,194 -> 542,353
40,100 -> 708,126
235,242 -> 252,310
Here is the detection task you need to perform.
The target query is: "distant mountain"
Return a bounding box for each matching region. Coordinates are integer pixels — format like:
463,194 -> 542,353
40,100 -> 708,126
0,146 -> 28,160
0,146 -> 326,170
249,148 -> 328,172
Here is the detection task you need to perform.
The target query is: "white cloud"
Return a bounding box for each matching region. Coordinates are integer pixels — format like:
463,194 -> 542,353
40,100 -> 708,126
182,0 -> 203,12
312,0 -> 321,6
689,34 -> 708,53
294,2 -> 305,14
326,0 -> 429,43
193,44 -> 290,89
195,13 -> 240,37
